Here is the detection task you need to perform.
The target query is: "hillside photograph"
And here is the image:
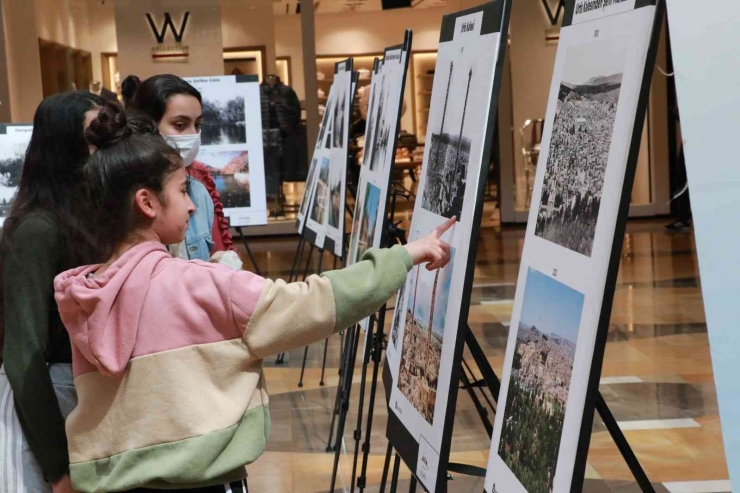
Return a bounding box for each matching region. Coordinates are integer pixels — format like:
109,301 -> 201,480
535,38 -> 628,257
498,268 -> 584,493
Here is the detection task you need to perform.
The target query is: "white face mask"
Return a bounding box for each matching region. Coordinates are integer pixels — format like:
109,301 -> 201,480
164,133 -> 201,167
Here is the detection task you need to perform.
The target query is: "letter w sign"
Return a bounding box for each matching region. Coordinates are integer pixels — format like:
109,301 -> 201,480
146,12 -> 190,44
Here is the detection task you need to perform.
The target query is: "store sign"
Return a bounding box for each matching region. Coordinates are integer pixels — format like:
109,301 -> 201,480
146,12 -> 190,59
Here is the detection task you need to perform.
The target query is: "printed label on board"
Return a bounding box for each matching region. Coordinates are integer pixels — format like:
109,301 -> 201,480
416,437 -> 440,487
572,0 -> 636,25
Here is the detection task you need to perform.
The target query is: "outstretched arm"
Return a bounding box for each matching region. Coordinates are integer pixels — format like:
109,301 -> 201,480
236,217 -> 456,358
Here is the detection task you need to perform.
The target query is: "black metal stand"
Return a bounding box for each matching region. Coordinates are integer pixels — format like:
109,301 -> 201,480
595,392 -> 656,493
233,226 -> 262,276
328,324 -> 362,493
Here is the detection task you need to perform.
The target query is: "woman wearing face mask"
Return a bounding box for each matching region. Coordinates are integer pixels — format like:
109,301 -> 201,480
129,75 -> 236,262
0,92 -> 106,493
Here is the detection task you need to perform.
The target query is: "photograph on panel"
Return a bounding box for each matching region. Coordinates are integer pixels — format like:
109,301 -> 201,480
197,149 -> 250,208
367,72 -> 391,173
317,95 -> 333,150
310,157 -> 331,224
498,267 -> 584,493
327,156 -> 345,229
398,248 -> 456,424
535,38 -> 627,256
199,86 -> 247,146
363,73 -> 381,169
299,158 -> 319,217
347,184 -> 365,264
354,182 -> 382,262
421,58 -> 474,221
0,138 -> 27,223
332,82 -> 347,149
390,279 -> 408,349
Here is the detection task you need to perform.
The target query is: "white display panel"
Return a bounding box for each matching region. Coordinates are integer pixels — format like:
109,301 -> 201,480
484,2 -> 660,493
297,60 -> 354,258
0,125 -> 33,227
185,75 -> 268,226
348,35 -> 412,340
383,3 -> 510,491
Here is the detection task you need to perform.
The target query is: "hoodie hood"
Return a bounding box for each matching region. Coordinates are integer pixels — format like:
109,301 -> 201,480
54,241 -> 171,377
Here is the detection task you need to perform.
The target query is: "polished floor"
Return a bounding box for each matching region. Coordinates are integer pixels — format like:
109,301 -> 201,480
237,207 -> 725,493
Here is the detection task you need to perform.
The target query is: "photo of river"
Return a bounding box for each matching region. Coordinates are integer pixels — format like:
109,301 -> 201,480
198,150 -> 251,208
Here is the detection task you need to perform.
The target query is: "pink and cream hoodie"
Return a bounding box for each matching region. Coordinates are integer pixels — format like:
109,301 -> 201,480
54,241 -> 412,493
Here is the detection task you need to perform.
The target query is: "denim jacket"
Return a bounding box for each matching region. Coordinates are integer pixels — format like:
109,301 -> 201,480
184,175 -> 214,261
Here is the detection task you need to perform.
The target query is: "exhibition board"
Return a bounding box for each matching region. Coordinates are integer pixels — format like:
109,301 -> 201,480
348,31 -> 413,336
484,1 -> 665,493
0,125 -> 34,227
184,74 -> 268,227
297,59 -> 356,258
382,1 -> 512,491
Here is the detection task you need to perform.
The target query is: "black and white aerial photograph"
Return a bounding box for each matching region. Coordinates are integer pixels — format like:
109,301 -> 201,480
327,157 -> 344,229
332,82 -> 347,149
199,85 -> 247,146
310,157 -> 331,224
317,96 -> 333,150
363,74 -> 381,169
366,73 -> 390,172
535,39 -> 627,257
421,59 -> 473,221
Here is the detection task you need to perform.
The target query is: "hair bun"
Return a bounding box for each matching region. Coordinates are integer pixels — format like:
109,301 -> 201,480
85,103 -> 133,149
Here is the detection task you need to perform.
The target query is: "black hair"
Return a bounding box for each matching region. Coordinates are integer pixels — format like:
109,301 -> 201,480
121,75 -> 141,109
129,74 -> 202,123
84,104 -> 183,258
0,91 -> 106,349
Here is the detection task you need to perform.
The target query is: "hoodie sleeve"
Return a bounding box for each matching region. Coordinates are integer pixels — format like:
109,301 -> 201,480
231,245 -> 412,359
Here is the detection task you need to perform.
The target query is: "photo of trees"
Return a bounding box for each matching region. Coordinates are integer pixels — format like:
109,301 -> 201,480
201,94 -> 247,146
498,268 -> 584,493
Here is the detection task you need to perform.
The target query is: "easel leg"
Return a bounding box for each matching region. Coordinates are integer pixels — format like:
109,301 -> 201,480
459,361 -> 493,437
350,316 -> 376,493
329,325 -> 362,493
379,443 -> 393,493
277,237 -> 308,365
234,227 -> 262,276
408,476 -> 417,493
327,327 -> 353,452
357,305 -> 387,492
289,237 -> 306,283
596,392 -> 656,493
319,338 -> 329,386
389,454 -> 402,493
464,325 -> 501,398
319,255 -> 341,386
298,248 -> 324,387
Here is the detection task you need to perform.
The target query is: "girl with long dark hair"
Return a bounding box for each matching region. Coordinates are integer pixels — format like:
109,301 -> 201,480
0,91 -> 106,493
129,74 -> 236,262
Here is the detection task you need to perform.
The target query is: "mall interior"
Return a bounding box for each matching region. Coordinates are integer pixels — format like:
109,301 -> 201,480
0,0 -> 733,492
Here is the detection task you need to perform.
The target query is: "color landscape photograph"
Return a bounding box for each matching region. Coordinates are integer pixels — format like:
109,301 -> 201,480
398,249 -> 456,424
498,268 -> 584,493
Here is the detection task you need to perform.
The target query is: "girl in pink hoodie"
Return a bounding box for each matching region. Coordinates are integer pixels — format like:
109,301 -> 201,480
53,104 -> 453,493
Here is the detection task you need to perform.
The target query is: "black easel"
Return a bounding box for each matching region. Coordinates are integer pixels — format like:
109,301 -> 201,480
233,226 -> 262,276
328,189 -> 408,493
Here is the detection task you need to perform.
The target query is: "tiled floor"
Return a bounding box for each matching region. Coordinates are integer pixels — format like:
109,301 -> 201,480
237,205 -> 726,492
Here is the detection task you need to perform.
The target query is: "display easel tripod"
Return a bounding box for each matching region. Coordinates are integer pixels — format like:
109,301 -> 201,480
327,189 -> 410,493
232,226 -> 262,276
273,227 -> 345,387
378,375 -> 658,493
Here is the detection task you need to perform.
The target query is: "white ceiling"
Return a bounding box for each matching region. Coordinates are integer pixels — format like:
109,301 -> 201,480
273,0 -> 446,15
